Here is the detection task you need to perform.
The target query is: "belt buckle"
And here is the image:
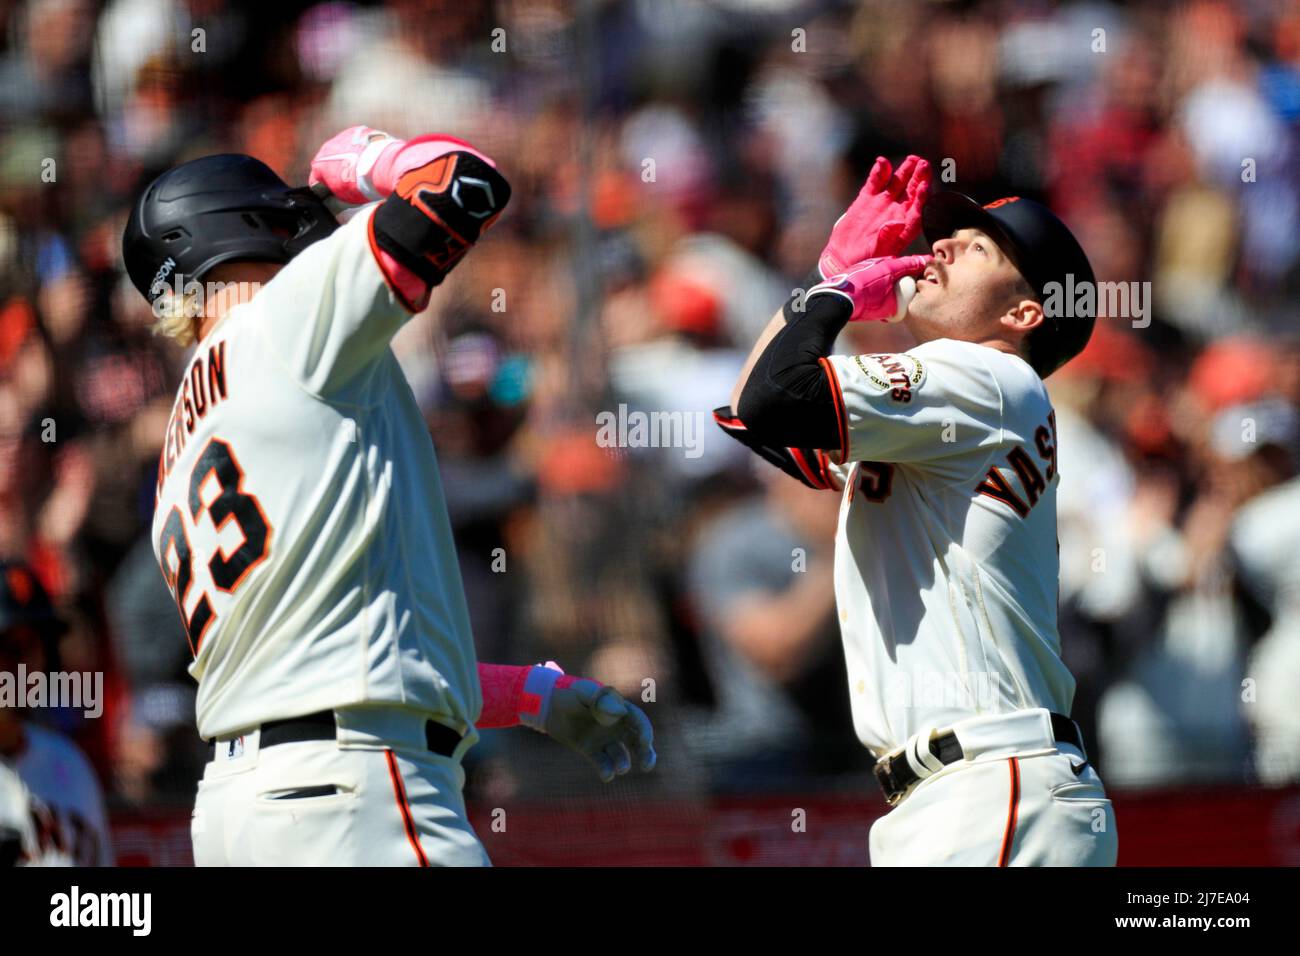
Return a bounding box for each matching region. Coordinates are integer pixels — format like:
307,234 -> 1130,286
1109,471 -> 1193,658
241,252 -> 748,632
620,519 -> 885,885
873,753 -> 906,806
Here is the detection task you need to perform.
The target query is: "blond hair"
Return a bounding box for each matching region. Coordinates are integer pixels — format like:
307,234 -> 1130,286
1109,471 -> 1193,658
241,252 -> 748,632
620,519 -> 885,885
148,289 -> 202,346
147,267 -> 276,345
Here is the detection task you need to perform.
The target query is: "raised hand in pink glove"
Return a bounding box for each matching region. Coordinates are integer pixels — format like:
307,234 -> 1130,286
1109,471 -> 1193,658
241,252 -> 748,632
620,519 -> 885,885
309,124 -> 496,205
806,255 -> 932,323
819,155 -> 932,279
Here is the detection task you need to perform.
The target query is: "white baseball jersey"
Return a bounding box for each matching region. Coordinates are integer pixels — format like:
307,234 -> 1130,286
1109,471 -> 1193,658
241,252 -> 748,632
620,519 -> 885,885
0,761 -> 40,866
820,338 -> 1072,757
150,204 -> 481,740
8,723 -> 113,865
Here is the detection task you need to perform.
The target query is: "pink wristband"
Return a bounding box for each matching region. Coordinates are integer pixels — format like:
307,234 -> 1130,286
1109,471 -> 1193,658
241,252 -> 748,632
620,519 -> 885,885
476,662 -> 580,730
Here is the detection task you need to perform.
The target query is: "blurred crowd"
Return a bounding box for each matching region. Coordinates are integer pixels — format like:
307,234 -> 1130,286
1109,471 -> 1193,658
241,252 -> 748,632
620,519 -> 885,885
2,0 -> 1300,824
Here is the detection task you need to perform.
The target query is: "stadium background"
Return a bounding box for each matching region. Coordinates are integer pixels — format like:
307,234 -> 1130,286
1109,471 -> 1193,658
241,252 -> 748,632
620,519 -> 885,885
3,0 -> 1300,864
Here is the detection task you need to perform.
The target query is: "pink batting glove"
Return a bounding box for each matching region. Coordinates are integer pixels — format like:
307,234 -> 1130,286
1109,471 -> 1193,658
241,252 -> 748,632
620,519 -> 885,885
309,125 -> 403,205
819,155 -> 932,279
309,125 -> 498,205
806,255 -> 932,323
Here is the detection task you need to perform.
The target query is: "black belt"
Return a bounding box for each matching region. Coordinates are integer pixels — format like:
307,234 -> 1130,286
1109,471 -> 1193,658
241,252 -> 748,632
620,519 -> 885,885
206,709 -> 462,760
873,712 -> 1086,806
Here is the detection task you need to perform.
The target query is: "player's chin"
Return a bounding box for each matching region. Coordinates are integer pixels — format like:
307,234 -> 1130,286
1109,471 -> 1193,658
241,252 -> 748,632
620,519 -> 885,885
902,295 -> 930,325
906,283 -> 947,320
900,301 -> 941,341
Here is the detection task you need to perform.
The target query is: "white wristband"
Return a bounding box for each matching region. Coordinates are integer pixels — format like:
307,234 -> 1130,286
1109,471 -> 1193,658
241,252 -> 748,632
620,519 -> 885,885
355,135 -> 399,202
519,663 -> 565,732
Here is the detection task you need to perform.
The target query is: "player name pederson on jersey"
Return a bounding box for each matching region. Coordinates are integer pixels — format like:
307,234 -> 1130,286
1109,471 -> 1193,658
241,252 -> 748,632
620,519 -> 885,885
156,340 -> 229,498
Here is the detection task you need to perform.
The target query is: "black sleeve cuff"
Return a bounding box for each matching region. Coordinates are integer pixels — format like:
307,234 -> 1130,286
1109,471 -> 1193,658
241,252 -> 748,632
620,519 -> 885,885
736,268 -> 849,451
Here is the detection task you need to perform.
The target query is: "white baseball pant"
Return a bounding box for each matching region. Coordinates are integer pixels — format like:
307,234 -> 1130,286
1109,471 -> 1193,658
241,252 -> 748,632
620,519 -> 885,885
869,709 -> 1119,866
191,705 -> 489,866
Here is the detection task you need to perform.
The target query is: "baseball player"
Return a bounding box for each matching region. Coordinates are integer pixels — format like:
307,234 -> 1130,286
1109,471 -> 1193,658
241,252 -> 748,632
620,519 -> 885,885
0,763 -> 40,867
718,156 -> 1117,865
122,126 -> 654,866
0,560 -> 114,866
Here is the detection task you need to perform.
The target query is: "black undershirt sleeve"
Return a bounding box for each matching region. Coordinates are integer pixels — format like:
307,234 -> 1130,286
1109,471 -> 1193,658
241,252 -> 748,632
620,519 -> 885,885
712,406 -> 841,491
736,268 -> 850,451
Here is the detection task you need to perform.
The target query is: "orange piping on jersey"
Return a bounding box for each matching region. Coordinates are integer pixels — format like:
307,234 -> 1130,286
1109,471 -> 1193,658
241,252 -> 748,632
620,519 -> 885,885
713,409 -> 745,430
788,447 -> 826,488
814,449 -> 838,490
385,750 -> 429,867
818,357 -> 848,463
997,757 -> 1020,866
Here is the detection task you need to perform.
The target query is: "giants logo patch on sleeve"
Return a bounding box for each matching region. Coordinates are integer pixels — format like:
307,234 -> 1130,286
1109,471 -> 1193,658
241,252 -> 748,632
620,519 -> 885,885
851,353 -> 926,403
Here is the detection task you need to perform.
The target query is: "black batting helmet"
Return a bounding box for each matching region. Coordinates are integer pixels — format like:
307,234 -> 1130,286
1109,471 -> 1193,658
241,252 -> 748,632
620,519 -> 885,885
122,154 -> 338,305
923,193 -> 1095,378
0,560 -> 66,671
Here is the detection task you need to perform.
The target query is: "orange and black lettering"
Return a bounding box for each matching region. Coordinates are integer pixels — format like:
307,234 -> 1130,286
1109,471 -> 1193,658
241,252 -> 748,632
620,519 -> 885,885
188,439 -> 271,594
858,461 -> 895,502
191,361 -> 208,418
1034,424 -> 1056,481
207,341 -> 227,402
979,409 -> 1060,517
170,412 -> 188,466
1007,446 -> 1045,507
157,436 -> 270,656
157,342 -> 232,492
182,377 -> 196,433
159,504 -> 216,655
975,467 -> 1029,517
